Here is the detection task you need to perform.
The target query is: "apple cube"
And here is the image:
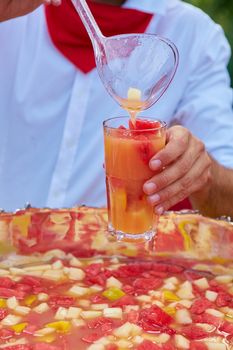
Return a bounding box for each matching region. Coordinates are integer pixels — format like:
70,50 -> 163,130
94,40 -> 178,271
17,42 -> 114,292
127,87 -> 142,101
215,275 -> 233,284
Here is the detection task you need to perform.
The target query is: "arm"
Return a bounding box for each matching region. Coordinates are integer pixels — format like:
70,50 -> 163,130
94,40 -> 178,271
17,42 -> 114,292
191,158 -> 233,217
0,0 -> 61,22
144,18 -> 233,218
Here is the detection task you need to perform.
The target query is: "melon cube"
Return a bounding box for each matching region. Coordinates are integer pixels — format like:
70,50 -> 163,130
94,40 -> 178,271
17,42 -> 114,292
194,278 -> 209,290
215,275 -> 233,284
155,333 -> 170,344
80,311 -> 102,319
127,87 -> 142,101
71,319 -> 85,327
65,268 -> 85,281
106,276 -> 122,289
37,293 -> 49,302
205,342 -> 227,350
70,257 -> 82,267
174,334 -> 190,349
33,302 -> 49,314
66,307 -> 82,319
113,322 -> 142,338
52,260 -> 63,270
103,307 -> 123,319
43,269 -> 64,281
206,309 -> 224,318
175,309 -> 192,325
15,306 -> 30,316
55,307 -> 68,320
69,285 -> 89,297
1,314 -> 22,326
91,304 -> 109,311
205,290 -> 218,302
7,296 -> 19,309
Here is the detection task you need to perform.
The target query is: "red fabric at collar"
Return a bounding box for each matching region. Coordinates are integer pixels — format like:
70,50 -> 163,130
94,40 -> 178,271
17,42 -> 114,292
45,0 -> 153,73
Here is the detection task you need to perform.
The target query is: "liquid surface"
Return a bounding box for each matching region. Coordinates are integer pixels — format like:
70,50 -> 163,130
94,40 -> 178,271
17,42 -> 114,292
0,252 -> 233,350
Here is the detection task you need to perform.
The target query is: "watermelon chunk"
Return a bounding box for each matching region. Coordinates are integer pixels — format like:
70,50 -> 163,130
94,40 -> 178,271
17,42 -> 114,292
129,119 -> 162,131
181,325 -> 209,340
190,298 -> 213,315
136,340 -> 161,350
190,341 -> 208,350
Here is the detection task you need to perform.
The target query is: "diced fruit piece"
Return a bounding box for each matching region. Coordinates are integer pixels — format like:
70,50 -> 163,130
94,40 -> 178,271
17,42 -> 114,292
33,302 -> 49,314
24,295 -> 37,306
7,297 -> 19,309
191,298 -> 213,315
194,278 -> 209,290
49,295 -> 75,309
215,275 -> 232,284
0,308 -> 8,320
15,306 -> 30,315
205,308 -> 224,318
127,87 -> 142,101
66,307 -> 82,319
163,291 -> 180,302
205,291 -> 218,302
106,277 -> 122,289
64,267 -> 85,281
37,293 -> 48,302
35,328 -> 55,337
1,314 -> 22,326
205,342 -> 227,350
69,285 -> 89,297
102,287 -> 125,301
181,325 -> 209,340
81,311 -> 102,319
11,323 -> 28,333
43,270 -> 63,281
46,321 -> 71,333
113,322 -> 142,338
136,340 -> 161,350
54,307 -> 68,320
138,305 -> 172,330
91,304 -> 109,311
103,307 -> 123,319
174,334 -> 190,349
177,282 -> 194,300
190,341 -> 208,350
175,309 -> 192,325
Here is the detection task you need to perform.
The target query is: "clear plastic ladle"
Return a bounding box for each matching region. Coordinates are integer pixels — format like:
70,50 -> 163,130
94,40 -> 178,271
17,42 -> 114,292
71,0 -> 179,111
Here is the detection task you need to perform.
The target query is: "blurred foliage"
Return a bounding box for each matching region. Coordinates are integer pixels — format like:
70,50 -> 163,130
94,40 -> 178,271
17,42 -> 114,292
184,0 -> 233,85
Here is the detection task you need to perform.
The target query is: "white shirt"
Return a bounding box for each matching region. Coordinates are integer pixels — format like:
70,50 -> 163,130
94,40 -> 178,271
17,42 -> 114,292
0,0 -> 232,212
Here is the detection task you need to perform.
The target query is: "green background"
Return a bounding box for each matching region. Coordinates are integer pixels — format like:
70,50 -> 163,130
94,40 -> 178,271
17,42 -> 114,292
184,0 -> 233,85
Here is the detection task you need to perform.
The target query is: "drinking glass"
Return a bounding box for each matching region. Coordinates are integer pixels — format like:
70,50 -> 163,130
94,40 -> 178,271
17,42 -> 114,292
103,117 -> 167,241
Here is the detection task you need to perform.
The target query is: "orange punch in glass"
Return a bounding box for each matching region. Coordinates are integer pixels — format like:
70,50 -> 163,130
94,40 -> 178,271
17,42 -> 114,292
103,116 -> 166,241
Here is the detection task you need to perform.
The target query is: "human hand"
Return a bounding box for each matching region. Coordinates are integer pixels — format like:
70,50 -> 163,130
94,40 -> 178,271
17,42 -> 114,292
143,126 -> 212,214
0,0 -> 61,22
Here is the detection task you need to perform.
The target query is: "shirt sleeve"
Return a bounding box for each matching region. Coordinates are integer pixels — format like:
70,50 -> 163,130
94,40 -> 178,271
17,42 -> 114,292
174,19 -> 233,169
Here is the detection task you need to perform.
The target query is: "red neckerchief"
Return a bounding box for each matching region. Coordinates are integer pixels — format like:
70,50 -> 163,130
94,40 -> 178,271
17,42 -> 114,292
45,0 -> 153,73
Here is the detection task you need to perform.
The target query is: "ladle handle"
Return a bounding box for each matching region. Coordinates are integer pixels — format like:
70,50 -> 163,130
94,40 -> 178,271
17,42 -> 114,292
71,0 -> 105,50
